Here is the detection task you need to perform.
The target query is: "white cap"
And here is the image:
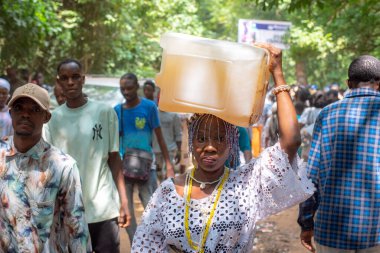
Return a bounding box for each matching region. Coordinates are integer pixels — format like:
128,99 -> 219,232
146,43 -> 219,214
0,78 -> 10,92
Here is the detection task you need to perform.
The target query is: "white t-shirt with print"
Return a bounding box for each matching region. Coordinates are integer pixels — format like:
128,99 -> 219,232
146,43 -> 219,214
44,100 -> 120,223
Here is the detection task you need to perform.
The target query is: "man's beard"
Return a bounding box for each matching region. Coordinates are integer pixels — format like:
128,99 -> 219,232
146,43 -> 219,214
15,131 -> 32,137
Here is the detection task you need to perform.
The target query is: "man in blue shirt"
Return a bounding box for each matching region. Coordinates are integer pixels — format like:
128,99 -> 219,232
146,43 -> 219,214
114,73 -> 174,244
298,55 -> 380,252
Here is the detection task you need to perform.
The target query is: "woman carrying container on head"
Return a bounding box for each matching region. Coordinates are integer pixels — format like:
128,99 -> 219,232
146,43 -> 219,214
131,43 -> 315,253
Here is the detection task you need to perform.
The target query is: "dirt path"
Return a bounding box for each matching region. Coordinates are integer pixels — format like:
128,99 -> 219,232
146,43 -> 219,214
120,192 -> 143,252
253,205 -> 307,253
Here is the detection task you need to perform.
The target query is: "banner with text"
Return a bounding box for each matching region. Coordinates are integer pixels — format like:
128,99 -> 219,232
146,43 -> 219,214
238,19 -> 291,49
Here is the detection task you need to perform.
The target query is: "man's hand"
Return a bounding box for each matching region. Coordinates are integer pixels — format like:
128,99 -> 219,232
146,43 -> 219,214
107,152 -> 131,228
174,150 -> 181,165
165,161 -> 175,178
118,200 -> 131,228
254,42 -> 283,75
300,230 -> 315,252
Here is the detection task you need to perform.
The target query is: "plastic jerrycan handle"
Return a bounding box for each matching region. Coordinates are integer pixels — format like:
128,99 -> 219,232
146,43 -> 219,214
248,46 -> 271,126
264,47 -> 271,91
261,47 -> 270,66
250,43 -> 270,66
258,46 -> 271,86
155,71 -> 162,89
263,47 -> 271,83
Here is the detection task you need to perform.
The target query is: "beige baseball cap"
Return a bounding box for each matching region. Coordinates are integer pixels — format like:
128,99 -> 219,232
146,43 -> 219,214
8,83 -> 50,111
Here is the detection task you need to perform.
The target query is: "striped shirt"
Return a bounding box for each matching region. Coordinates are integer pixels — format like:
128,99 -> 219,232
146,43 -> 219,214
298,88 -> 380,249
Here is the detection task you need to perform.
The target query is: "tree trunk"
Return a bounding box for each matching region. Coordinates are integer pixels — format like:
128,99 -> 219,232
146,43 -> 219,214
295,61 -> 308,85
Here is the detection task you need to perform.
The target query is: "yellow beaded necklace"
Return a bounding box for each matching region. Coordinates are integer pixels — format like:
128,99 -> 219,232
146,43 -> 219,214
184,167 -> 230,252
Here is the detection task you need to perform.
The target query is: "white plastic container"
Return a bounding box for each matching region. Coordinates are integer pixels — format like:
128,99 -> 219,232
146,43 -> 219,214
155,32 -> 270,127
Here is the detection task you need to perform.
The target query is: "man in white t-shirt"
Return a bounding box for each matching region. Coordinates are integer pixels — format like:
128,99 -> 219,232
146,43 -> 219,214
44,59 -> 130,253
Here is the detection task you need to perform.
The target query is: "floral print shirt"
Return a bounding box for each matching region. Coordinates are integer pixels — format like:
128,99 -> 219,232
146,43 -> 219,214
0,137 -> 90,253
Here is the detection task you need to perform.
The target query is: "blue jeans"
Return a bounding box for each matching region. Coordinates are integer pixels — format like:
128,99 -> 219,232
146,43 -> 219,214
125,170 -> 156,244
149,169 -> 158,193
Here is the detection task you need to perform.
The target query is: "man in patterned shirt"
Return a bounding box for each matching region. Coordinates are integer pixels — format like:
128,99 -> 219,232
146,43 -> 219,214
0,83 -> 90,252
298,55 -> 380,253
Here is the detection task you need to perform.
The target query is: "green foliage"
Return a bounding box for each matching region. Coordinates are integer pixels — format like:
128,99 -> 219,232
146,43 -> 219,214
254,0 -> 380,87
285,20 -> 348,85
0,1 -> 62,69
106,0 -> 204,77
254,0 -> 325,12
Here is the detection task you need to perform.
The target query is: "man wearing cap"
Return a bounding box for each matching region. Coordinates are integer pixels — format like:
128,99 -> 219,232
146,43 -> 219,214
0,78 -> 13,137
298,55 -> 380,252
0,83 -> 90,252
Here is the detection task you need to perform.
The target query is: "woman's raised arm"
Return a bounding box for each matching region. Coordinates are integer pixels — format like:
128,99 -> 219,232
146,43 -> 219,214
256,43 -> 301,162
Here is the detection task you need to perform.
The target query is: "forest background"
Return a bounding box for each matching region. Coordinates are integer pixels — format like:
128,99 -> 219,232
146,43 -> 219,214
1,0 -> 379,88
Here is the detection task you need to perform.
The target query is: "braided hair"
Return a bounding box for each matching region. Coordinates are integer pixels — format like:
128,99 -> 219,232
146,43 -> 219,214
188,114 -> 240,169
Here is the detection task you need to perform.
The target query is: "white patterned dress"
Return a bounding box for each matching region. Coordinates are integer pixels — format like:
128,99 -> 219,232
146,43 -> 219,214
132,143 -> 315,252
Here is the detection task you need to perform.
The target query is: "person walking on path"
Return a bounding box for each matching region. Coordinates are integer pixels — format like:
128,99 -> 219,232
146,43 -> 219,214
298,55 -> 380,253
142,79 -> 157,104
5,67 -> 24,96
114,73 -> 174,244
44,59 -> 130,253
237,126 -> 253,164
152,109 -> 182,181
53,83 -> 66,106
131,43 -> 315,252
0,78 -> 13,137
0,83 -> 90,252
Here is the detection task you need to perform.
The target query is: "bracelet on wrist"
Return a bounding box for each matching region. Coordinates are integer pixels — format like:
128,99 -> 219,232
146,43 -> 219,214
272,85 -> 290,95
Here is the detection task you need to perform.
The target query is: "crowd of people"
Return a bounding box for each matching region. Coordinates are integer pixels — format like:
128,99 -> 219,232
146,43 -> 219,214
0,43 -> 379,253
261,82 -> 343,161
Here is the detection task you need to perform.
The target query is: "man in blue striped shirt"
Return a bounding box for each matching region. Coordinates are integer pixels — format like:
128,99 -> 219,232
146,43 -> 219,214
298,55 -> 380,253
